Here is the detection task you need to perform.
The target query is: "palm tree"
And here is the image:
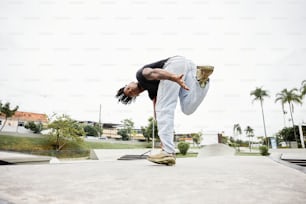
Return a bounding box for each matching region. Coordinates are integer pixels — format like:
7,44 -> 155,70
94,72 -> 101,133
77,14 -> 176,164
245,126 -> 254,152
250,87 -> 270,147
233,123 -> 242,152
300,80 -> 306,100
0,102 -> 19,132
275,88 -> 302,144
273,95 -> 288,127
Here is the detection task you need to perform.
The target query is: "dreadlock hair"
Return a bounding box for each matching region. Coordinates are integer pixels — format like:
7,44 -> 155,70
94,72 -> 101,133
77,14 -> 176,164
115,86 -> 136,105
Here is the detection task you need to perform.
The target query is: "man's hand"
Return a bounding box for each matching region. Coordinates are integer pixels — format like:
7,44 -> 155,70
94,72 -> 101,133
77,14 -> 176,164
175,74 -> 189,90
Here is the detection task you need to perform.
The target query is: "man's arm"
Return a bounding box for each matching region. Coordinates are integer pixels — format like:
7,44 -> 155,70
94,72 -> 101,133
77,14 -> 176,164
142,68 -> 190,90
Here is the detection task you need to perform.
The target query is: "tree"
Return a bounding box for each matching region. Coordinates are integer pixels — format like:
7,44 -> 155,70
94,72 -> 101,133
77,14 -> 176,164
300,80 -> 306,100
0,102 -> 19,132
118,118 -> 134,140
245,126 -> 254,152
83,123 -> 103,137
233,123 -> 242,151
275,88 -> 302,143
250,87 -> 270,147
192,132 -> 202,146
94,123 -> 103,137
141,117 -> 159,142
83,125 -> 98,136
276,127 -> 296,146
274,95 -> 289,128
48,115 -> 85,151
276,127 -> 295,143
25,121 -> 43,134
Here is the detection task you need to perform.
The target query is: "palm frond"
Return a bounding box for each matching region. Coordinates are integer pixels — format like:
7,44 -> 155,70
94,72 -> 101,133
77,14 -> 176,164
250,87 -> 269,104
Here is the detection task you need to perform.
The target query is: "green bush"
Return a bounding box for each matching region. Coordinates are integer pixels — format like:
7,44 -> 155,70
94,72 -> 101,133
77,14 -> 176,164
24,121 -> 43,134
145,142 -> 152,148
83,125 -> 98,136
178,142 -> 190,155
259,145 -> 269,156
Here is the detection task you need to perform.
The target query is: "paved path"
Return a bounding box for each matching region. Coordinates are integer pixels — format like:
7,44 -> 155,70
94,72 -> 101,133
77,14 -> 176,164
1,155 -> 306,204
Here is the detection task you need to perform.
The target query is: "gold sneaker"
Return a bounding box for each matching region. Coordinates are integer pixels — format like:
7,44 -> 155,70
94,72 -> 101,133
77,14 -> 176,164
147,151 -> 176,166
196,65 -> 214,87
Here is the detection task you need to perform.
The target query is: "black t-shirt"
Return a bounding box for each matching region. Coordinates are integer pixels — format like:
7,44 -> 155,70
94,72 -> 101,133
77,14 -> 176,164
136,58 -> 169,100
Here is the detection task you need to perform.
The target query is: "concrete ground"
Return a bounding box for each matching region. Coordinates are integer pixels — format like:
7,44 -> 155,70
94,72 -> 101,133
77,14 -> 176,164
1,149 -> 306,204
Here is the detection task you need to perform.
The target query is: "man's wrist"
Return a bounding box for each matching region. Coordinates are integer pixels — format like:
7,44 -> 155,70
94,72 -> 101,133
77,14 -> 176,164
168,74 -> 176,82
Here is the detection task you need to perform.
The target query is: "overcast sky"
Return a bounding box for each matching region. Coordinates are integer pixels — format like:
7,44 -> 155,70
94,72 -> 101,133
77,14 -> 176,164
1,0 -> 306,138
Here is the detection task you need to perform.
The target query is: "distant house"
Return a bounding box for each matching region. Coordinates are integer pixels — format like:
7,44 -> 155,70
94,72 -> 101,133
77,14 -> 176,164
0,111 -> 48,133
79,121 -> 146,141
131,129 -> 146,141
103,123 -> 122,139
200,132 -> 224,146
175,132 -> 224,146
78,121 -> 122,139
175,133 -> 194,144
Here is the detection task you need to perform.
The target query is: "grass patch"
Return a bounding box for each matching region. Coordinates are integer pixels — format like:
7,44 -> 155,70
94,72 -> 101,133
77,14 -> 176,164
0,135 -> 89,158
235,152 -> 261,156
0,135 -> 150,158
84,141 -> 148,149
176,152 -> 198,158
0,135 -> 48,151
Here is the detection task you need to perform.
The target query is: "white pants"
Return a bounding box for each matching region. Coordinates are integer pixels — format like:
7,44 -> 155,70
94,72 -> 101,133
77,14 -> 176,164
155,56 -> 210,154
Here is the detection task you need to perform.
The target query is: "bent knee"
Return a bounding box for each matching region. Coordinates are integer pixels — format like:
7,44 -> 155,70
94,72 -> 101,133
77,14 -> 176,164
181,106 -> 196,115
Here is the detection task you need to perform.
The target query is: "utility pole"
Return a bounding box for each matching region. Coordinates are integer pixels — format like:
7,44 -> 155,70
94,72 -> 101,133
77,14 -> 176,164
99,104 -> 102,138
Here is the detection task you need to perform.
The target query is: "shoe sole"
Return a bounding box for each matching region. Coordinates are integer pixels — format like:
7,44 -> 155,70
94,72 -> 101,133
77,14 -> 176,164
147,157 -> 176,166
197,65 -> 214,72
196,66 -> 214,85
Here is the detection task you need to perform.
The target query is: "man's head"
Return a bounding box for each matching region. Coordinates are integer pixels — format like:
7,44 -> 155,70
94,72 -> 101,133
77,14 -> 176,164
116,82 -> 142,105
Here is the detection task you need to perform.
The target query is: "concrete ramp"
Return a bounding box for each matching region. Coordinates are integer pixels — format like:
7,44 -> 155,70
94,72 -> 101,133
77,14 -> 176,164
197,143 -> 235,158
0,151 -> 51,165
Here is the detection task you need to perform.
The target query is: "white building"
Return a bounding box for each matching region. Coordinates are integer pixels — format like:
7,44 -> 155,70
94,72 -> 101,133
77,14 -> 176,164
200,132 -> 223,146
0,111 -> 48,134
